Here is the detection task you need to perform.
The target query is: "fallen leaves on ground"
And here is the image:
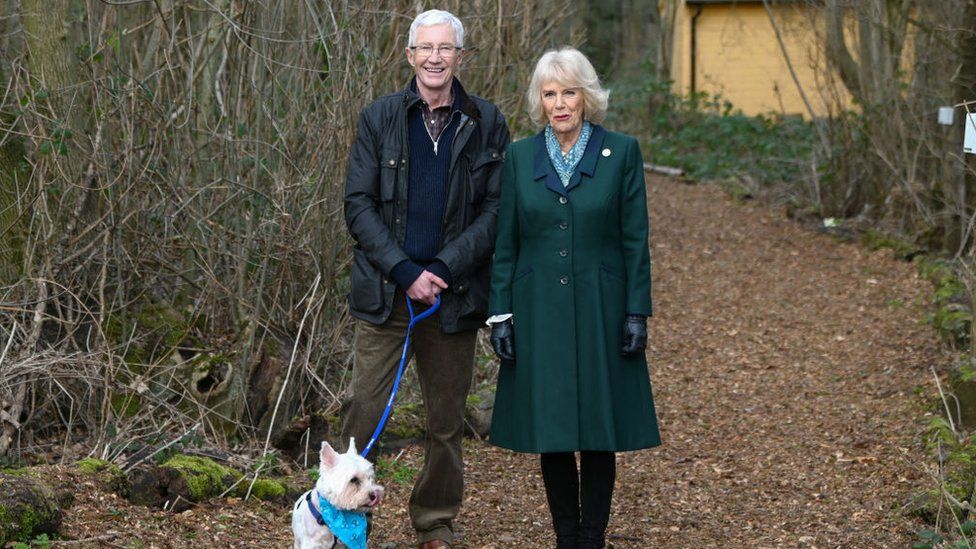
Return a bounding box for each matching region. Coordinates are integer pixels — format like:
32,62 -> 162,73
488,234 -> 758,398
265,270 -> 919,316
54,176 -> 942,547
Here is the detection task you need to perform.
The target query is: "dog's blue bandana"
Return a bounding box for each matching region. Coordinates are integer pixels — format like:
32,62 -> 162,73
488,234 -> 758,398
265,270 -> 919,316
305,491 -> 367,549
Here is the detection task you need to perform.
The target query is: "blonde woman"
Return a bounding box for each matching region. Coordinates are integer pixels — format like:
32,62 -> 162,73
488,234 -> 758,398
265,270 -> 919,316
488,48 -> 660,548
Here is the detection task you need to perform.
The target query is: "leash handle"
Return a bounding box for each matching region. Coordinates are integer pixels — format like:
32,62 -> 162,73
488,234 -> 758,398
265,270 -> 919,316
407,295 -> 441,325
360,294 -> 441,458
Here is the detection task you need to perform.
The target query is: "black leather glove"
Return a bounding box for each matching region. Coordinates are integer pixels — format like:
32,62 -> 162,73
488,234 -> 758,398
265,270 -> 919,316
621,314 -> 647,357
490,319 -> 515,362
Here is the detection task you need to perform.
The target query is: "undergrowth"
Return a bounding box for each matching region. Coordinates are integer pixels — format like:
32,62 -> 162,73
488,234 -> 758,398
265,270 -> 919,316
605,63 -> 818,188
375,455 -> 418,486
915,258 -> 976,546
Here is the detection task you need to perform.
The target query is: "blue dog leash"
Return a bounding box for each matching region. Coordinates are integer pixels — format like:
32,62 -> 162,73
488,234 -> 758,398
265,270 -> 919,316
360,295 -> 441,457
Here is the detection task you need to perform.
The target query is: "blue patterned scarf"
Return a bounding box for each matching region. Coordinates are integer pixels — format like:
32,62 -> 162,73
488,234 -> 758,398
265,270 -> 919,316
545,120 -> 592,187
307,491 -> 367,549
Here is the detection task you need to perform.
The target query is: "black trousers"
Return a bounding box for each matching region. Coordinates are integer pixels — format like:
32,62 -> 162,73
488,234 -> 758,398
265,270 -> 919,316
540,451 -> 616,549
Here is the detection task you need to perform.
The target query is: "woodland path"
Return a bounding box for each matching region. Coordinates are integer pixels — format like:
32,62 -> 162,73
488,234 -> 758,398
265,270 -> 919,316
60,174 -> 943,547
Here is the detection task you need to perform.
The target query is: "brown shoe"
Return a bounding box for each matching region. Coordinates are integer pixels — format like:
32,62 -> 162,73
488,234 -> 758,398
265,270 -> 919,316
417,541 -> 451,549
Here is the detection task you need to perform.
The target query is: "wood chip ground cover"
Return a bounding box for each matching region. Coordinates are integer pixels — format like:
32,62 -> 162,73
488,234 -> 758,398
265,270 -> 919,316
51,175 -> 942,547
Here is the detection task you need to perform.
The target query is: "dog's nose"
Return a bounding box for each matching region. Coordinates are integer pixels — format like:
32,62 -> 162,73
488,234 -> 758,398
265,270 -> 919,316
369,491 -> 378,502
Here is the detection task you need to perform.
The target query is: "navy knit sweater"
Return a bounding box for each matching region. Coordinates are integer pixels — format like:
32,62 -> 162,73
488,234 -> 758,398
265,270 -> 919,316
389,102 -> 460,290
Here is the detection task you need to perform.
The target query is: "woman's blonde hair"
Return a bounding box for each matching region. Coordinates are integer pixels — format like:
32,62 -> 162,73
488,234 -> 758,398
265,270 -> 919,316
526,47 -> 609,127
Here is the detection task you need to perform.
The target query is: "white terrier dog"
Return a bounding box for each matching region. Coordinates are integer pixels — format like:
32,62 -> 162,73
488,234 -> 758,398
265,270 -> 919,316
292,438 -> 384,549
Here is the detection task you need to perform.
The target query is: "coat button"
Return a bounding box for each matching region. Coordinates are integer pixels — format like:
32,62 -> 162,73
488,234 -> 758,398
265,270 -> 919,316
559,249 -> 568,257
559,221 -> 568,230
558,196 -> 568,204
559,275 -> 569,285
388,159 -> 396,166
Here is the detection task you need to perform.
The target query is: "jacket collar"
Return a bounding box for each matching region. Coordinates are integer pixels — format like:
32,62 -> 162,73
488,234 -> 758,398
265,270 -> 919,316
533,124 -> 607,196
404,77 -> 480,120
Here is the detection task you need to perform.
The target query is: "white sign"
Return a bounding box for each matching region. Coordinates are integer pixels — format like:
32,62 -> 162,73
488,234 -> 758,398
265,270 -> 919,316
939,106 -> 955,125
967,110 -> 976,154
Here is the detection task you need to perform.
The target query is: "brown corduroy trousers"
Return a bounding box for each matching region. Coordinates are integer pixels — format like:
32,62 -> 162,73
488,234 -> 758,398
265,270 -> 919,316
340,292 -> 477,545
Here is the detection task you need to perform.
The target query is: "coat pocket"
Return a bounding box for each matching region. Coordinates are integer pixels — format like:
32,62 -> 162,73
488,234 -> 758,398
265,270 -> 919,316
349,248 -> 384,314
380,148 -> 400,202
471,148 -> 503,171
467,148 -> 502,204
456,268 -> 490,322
513,266 -> 534,284
600,263 -> 625,283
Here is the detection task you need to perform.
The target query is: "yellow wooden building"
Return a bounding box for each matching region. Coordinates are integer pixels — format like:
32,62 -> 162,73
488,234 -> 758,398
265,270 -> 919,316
669,0 -> 849,118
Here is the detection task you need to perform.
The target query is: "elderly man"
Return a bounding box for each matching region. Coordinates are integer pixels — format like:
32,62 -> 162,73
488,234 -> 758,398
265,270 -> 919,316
341,9 -> 509,548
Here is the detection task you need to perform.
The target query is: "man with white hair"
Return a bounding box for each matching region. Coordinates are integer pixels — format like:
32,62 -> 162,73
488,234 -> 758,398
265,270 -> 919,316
342,9 -> 510,548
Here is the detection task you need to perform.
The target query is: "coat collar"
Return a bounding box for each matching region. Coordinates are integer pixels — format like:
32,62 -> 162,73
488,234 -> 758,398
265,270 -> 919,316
533,124 -> 607,196
404,77 -> 480,120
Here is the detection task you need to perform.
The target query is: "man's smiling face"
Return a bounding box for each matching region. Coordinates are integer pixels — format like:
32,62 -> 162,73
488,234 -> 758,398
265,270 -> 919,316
406,23 -> 463,98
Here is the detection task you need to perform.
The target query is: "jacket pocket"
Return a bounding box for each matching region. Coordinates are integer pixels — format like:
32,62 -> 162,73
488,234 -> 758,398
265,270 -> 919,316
471,148 -> 503,171
457,268 -> 490,322
467,148 -> 502,204
349,248 -> 384,314
380,148 -> 399,202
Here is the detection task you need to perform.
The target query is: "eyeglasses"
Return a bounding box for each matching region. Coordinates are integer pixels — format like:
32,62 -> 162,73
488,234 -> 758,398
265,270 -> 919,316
410,44 -> 462,58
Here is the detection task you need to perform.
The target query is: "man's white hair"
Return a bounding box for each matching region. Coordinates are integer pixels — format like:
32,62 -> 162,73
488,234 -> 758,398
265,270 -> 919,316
408,9 -> 464,48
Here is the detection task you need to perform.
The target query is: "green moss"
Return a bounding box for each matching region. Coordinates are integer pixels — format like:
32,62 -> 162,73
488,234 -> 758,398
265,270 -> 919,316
716,177 -> 754,201
0,485 -> 57,543
862,228 -> 919,260
74,458 -> 129,496
244,479 -> 285,500
104,298 -> 195,365
75,458 -> 109,475
918,257 -> 956,287
375,456 -> 418,486
136,302 -> 189,350
110,392 -> 142,418
386,402 -> 426,440
918,416 -> 976,525
917,257 -> 973,348
161,455 -> 241,501
189,353 -> 229,372
262,337 -> 279,357
324,413 -> 341,435
0,468 -> 41,481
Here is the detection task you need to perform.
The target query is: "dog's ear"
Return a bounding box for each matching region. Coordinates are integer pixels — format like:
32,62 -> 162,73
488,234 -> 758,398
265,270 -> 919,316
320,441 -> 339,469
347,437 -> 358,456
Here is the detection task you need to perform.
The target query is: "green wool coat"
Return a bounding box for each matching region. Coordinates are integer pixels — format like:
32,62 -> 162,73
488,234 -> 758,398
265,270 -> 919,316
488,125 -> 661,453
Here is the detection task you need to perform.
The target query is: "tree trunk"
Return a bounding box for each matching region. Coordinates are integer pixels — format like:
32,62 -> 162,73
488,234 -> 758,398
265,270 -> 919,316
0,0 -> 85,458
0,0 -> 26,286
958,0 -> 976,255
825,0 -> 862,100
658,0 -> 679,80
